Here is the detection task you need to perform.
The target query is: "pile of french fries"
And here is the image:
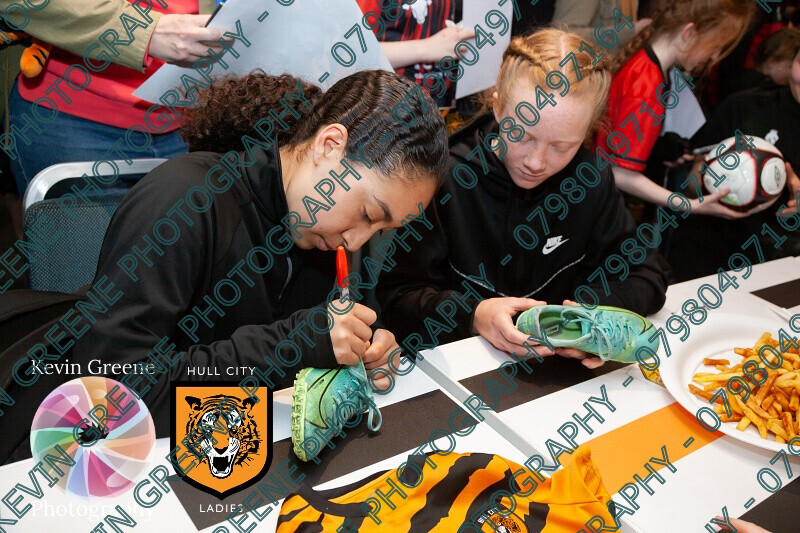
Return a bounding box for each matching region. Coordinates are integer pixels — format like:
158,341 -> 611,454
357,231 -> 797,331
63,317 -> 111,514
689,332 -> 800,443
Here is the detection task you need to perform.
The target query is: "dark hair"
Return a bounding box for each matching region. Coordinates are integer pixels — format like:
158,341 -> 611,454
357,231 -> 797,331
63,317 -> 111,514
754,27 -> 800,67
611,0 -> 756,73
181,69 -> 448,184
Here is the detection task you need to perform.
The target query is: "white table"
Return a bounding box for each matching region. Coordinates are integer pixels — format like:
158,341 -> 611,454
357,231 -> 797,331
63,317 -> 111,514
2,258 -> 799,532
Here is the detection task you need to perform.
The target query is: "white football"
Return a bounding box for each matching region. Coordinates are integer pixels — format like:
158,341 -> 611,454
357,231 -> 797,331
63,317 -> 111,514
703,136 -> 786,213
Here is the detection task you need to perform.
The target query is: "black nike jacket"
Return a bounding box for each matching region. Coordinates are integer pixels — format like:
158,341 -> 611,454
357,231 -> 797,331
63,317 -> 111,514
72,145 -> 338,435
377,113 -> 669,345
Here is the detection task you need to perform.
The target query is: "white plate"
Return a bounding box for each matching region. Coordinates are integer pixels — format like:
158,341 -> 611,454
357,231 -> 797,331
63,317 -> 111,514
659,311 -> 789,452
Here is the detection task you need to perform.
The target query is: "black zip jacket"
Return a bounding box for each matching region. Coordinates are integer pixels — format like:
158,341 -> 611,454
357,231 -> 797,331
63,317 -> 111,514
73,145 -> 338,434
377,113 -> 669,345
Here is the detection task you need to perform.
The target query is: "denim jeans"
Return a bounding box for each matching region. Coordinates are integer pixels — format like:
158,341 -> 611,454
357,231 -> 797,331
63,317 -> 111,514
8,82 -> 188,195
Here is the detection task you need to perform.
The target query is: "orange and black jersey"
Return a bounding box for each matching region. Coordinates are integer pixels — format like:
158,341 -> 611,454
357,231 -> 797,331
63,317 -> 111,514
277,447 -> 614,532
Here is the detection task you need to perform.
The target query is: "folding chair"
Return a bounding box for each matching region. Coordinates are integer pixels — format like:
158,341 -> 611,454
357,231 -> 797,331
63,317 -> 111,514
21,159 -> 166,294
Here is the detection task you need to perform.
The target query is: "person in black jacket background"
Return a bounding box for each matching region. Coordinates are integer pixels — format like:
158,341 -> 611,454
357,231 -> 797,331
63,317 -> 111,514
378,29 -> 668,368
66,70 -> 448,436
666,48 -> 800,282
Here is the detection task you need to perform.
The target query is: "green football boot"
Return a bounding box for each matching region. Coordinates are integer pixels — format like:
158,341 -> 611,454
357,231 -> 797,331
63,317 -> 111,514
515,305 -> 658,363
291,358 -> 382,462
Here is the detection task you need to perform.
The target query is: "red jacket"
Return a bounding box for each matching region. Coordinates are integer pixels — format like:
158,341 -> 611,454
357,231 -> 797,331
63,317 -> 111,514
596,47 -> 667,172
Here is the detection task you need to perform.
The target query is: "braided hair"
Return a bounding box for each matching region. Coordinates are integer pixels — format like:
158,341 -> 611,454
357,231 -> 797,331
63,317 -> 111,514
491,28 -> 613,144
182,69 -> 448,185
611,0 -> 756,74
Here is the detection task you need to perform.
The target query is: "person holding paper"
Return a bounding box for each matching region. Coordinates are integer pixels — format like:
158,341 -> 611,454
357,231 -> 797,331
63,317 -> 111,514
597,0 -> 755,218
2,0 -> 228,195
377,29 -> 668,368
357,0 -> 473,107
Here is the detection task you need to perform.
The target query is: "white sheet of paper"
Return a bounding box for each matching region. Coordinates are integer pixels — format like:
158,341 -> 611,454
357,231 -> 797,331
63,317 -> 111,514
662,70 -> 706,139
454,0 -> 513,99
134,0 -> 392,104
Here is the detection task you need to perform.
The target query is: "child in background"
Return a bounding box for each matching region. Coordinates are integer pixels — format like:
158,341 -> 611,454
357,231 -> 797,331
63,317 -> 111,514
378,29 -> 668,368
667,48 -> 800,281
710,27 -> 800,105
597,0 -> 755,218
357,0 -> 473,108
708,3 -> 789,107
750,28 -> 800,87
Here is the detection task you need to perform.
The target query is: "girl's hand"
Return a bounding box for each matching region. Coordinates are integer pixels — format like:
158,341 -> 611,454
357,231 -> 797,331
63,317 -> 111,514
149,14 -> 233,65
362,328 -> 400,393
421,25 -> 475,63
690,189 -> 750,219
473,298 -> 555,358
328,302 -> 376,366
554,300 -> 605,369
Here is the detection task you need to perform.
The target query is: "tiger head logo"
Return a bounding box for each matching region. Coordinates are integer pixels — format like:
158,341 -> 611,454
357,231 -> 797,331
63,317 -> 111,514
184,394 -> 260,478
172,383 -> 272,499
492,515 -> 523,533
479,505 -> 528,533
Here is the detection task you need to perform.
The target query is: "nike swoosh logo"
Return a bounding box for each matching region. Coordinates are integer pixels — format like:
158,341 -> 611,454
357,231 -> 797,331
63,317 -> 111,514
542,237 -> 568,255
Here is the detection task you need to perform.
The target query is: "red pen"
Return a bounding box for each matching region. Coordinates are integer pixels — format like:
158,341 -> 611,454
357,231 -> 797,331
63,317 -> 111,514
336,245 -> 349,299
337,245 -> 371,352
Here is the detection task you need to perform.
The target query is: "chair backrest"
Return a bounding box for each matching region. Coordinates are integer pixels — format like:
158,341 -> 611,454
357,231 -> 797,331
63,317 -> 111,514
22,159 -> 166,212
22,159 -> 166,293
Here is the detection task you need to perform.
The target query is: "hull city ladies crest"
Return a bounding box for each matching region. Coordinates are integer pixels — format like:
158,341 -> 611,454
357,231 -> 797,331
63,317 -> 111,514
171,382 -> 272,498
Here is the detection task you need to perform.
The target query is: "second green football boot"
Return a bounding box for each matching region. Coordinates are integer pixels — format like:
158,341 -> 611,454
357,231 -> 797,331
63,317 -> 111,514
515,305 -> 658,363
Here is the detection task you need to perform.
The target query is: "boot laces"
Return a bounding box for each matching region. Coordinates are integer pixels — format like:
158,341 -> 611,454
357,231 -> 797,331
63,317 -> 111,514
330,365 -> 382,431
563,310 -> 635,360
